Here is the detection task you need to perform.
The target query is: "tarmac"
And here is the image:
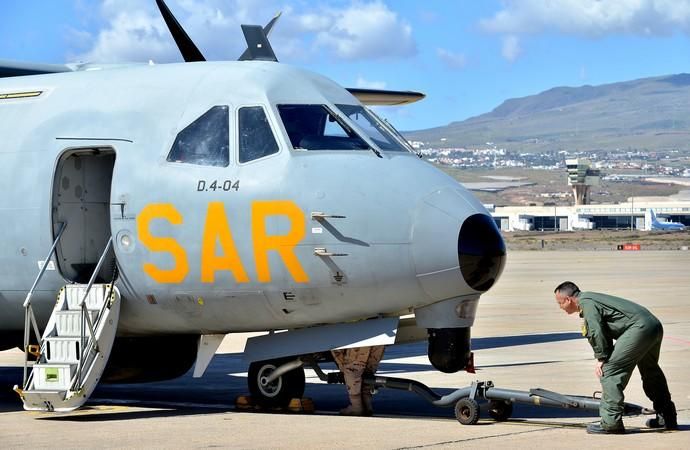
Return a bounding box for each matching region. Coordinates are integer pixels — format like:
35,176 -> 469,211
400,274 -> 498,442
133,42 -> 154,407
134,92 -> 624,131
1,250 -> 688,449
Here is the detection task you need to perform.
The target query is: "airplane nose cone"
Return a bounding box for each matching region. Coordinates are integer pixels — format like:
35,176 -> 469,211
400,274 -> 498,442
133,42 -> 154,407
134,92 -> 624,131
411,188 -> 506,301
458,213 -> 506,292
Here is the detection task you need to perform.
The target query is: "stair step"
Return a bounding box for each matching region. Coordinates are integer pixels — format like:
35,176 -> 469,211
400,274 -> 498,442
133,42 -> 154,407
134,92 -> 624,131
19,389 -> 67,412
20,278 -> 120,412
22,389 -> 63,395
45,337 -> 82,364
64,284 -> 110,310
32,363 -> 77,391
55,310 -> 99,337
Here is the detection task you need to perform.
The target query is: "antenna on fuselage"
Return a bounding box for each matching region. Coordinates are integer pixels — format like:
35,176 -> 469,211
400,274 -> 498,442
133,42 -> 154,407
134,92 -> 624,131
239,25 -> 279,62
155,0 -> 281,62
238,12 -> 282,61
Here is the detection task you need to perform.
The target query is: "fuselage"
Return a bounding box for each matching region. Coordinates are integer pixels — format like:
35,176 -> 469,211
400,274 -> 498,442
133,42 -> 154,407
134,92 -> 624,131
0,61 -> 504,337
650,210 -> 686,231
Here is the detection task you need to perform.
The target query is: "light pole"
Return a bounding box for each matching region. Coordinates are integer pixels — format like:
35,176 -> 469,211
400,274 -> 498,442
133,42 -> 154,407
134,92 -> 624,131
631,195 -> 634,230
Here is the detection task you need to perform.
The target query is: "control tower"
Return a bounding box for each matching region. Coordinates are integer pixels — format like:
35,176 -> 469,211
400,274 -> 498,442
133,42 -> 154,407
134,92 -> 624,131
566,158 -> 600,205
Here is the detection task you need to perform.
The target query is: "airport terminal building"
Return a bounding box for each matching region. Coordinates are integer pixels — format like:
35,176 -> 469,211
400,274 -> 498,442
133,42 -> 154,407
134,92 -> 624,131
488,199 -> 690,232
478,159 -> 690,232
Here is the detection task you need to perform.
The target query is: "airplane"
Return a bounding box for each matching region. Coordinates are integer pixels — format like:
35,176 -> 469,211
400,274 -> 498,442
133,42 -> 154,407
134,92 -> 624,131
649,209 -> 686,231
0,0 -> 506,412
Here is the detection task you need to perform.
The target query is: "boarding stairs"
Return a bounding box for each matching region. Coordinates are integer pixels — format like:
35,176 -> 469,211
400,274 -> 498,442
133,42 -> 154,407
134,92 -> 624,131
14,225 -> 120,412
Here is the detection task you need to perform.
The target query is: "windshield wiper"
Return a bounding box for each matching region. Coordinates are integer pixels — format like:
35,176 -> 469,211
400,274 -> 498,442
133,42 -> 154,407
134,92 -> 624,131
327,107 -> 382,158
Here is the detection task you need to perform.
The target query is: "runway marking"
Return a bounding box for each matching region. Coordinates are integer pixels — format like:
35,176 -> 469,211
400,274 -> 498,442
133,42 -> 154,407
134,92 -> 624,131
89,398 -> 235,410
665,336 -> 690,346
393,425 -> 567,449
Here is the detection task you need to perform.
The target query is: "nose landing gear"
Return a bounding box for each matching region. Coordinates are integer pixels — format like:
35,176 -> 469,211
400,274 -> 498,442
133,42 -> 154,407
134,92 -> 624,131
247,358 -> 306,407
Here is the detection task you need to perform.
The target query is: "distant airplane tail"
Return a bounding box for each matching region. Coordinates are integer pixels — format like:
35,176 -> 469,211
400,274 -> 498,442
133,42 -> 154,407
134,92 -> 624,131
650,209 -> 659,224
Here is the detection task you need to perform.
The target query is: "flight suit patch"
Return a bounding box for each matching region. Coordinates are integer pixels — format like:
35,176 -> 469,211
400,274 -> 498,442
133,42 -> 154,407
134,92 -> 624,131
581,321 -> 587,336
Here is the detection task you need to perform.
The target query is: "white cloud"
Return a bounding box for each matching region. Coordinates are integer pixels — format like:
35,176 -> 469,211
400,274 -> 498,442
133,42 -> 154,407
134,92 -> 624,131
297,13 -> 331,32
480,0 -> 690,37
76,9 -> 178,63
436,48 -> 466,69
72,0 -> 417,64
314,2 -> 416,60
356,75 -> 387,89
501,35 -> 521,62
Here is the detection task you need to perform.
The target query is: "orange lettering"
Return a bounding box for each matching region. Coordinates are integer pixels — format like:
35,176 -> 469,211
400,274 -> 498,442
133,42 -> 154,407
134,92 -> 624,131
137,203 -> 189,283
252,200 -> 308,283
201,202 -> 249,283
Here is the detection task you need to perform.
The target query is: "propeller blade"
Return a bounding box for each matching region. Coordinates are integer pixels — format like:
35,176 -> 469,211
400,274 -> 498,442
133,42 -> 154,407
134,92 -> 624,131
238,12 -> 282,61
155,0 -> 206,62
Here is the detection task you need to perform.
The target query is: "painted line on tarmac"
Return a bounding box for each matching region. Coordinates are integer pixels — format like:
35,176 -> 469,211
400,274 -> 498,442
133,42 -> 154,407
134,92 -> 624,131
665,335 -> 690,346
90,398 -> 235,410
393,425 -> 567,449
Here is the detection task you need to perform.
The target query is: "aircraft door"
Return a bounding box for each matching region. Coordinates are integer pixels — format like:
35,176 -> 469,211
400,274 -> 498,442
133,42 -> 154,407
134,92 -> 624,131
51,148 -> 116,283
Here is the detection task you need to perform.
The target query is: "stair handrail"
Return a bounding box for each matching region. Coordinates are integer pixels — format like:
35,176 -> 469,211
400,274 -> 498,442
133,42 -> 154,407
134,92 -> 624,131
75,237 -> 113,388
21,222 -> 67,387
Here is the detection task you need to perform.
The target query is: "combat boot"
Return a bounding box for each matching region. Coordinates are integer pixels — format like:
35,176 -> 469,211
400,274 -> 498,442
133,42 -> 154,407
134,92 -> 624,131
647,402 -> 678,430
586,423 -> 625,434
662,402 -> 678,430
340,395 -> 365,416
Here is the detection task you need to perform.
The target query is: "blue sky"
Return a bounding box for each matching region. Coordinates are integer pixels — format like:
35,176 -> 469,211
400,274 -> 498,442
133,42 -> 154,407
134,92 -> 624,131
2,0 -> 690,131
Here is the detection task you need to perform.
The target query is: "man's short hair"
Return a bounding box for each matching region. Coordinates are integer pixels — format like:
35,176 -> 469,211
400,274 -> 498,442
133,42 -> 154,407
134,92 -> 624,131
554,281 -> 580,297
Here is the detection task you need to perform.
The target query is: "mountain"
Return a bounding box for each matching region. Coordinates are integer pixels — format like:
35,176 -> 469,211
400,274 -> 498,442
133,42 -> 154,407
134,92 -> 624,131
406,74 -> 690,152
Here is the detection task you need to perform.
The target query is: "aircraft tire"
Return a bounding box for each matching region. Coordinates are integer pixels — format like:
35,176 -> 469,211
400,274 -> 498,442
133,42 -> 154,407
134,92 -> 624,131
454,397 -> 480,425
248,358 -> 306,407
488,400 -> 513,421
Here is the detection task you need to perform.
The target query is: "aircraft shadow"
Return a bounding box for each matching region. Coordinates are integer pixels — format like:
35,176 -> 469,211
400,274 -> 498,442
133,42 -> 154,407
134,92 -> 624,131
0,331 -> 599,422
384,331 -> 582,361
317,220 -> 369,247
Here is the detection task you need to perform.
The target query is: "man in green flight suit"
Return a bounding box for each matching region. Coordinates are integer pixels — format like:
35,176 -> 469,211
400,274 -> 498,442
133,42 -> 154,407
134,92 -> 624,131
554,281 -> 677,434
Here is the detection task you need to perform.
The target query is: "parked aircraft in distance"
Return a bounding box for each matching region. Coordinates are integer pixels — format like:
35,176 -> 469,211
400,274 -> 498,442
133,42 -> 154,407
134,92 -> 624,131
0,0 -> 506,412
650,209 -> 686,231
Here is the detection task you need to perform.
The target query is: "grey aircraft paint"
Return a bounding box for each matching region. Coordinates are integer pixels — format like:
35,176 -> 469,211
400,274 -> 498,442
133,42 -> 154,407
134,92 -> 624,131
0,3 -> 506,388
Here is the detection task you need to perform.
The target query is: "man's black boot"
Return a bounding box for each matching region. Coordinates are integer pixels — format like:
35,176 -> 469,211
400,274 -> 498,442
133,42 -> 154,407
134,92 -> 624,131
646,415 -> 664,428
661,402 -> 678,430
586,423 -> 625,434
647,402 -> 678,430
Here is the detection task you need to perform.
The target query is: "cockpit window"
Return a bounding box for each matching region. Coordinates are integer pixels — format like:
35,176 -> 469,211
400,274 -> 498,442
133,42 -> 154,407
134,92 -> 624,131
335,104 -> 409,152
277,104 -> 370,151
238,106 -> 279,163
167,105 -> 229,167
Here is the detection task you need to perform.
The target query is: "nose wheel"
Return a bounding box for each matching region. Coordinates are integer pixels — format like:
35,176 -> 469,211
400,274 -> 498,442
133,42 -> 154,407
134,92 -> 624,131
248,358 -> 305,407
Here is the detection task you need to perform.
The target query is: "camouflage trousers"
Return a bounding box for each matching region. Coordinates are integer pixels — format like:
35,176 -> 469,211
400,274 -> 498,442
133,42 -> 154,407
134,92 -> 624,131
332,346 -> 385,397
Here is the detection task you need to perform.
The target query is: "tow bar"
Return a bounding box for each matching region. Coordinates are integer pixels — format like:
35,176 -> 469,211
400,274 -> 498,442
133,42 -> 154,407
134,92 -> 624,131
324,371 -> 654,425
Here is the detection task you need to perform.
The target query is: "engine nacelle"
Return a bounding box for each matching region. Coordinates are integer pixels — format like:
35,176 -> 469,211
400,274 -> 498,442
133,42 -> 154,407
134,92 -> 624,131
101,335 -> 198,383
427,327 -> 471,373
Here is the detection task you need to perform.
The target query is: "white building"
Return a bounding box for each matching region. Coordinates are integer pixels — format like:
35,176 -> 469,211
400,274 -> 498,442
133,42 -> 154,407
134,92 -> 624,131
491,199 -> 690,232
